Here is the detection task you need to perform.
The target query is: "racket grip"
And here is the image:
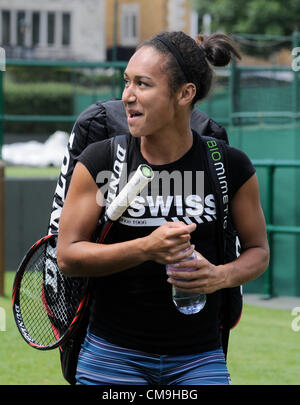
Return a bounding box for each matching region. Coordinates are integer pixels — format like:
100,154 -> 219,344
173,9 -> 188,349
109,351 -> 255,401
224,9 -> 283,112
106,164 -> 154,221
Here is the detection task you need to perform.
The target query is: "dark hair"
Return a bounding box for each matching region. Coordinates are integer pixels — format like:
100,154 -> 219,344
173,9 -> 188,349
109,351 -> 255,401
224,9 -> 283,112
137,31 -> 241,106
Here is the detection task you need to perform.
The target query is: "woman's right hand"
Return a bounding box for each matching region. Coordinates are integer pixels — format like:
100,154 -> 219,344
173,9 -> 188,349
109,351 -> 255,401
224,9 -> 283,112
143,221 -> 196,265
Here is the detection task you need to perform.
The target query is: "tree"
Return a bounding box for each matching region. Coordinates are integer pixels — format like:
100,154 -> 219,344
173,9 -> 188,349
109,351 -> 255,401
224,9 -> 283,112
193,0 -> 300,36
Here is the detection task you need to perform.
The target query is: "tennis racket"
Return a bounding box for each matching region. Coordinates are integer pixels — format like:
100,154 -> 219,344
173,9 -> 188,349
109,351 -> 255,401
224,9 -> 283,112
12,164 -> 154,350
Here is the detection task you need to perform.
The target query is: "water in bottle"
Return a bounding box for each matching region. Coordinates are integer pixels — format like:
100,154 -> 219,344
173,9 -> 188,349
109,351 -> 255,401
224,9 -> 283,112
167,250 -> 206,315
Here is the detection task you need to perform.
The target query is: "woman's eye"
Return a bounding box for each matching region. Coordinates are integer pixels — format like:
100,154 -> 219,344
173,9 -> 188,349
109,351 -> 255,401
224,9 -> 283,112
138,81 -> 148,87
123,78 -> 149,88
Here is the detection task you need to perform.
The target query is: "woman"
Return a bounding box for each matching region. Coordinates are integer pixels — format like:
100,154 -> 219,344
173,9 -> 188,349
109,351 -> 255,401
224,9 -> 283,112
57,31 -> 269,385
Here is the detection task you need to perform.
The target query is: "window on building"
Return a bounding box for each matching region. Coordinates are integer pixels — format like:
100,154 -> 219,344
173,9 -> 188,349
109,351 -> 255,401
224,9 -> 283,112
32,12 -> 40,46
47,12 -> 55,45
1,8 -> 71,49
62,13 -> 71,46
1,10 -> 10,45
120,3 -> 139,47
17,11 -> 25,46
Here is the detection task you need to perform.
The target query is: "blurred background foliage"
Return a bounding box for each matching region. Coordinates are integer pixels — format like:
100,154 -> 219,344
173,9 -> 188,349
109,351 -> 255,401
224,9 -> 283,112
194,0 -> 300,36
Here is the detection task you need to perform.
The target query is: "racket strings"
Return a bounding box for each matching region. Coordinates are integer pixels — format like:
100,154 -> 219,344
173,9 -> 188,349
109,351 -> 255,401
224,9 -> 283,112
18,239 -> 87,348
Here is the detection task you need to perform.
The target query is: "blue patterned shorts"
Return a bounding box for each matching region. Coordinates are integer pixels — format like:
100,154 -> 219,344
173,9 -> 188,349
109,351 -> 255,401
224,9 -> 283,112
76,330 -> 231,385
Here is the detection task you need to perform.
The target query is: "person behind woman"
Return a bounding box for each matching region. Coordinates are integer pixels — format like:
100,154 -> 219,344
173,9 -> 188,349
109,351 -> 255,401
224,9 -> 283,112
57,31 -> 269,385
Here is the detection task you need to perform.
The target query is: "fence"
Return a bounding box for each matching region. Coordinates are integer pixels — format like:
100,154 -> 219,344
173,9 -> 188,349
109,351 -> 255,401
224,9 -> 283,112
0,161 -> 4,296
252,160 -> 300,298
1,33 -> 300,149
200,31 -> 300,127
200,63 -> 300,128
0,59 -> 127,157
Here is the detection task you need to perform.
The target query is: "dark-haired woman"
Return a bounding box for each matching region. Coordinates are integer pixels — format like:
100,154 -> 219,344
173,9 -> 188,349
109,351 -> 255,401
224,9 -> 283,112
57,31 -> 269,385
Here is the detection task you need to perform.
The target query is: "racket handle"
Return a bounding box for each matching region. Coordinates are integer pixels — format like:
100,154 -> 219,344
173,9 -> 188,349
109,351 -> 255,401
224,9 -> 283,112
106,164 -> 154,221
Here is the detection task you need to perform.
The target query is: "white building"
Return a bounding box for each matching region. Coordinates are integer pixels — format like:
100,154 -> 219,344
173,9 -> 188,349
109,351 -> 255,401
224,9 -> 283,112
0,0 -> 106,61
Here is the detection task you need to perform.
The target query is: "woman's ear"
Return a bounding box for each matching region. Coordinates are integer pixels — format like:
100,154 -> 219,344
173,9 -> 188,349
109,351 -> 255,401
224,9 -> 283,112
177,83 -> 197,107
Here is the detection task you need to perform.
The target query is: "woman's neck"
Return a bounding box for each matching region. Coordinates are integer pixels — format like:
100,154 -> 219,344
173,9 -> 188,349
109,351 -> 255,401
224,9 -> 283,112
140,130 -> 193,165
139,112 -> 193,165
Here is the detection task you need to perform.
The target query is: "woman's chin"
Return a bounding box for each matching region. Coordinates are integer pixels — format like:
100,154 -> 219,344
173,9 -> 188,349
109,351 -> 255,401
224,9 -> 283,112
129,128 -> 148,138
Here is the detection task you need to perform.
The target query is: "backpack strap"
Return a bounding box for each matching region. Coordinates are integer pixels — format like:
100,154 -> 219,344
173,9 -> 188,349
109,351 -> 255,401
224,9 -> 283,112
110,134 -> 129,167
201,136 -> 228,263
200,135 -> 242,359
107,134 -> 130,208
60,134 -> 130,385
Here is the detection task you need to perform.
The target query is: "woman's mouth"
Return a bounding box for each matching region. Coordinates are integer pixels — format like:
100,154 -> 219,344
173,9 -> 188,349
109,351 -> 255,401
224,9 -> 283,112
127,111 -> 143,124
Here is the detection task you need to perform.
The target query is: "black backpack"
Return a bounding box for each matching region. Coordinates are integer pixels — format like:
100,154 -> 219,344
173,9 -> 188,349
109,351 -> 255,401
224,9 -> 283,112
49,100 -> 242,384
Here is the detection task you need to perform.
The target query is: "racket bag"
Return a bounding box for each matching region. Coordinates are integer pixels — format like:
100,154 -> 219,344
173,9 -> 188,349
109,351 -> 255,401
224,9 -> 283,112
58,133 -> 129,385
59,305 -> 90,385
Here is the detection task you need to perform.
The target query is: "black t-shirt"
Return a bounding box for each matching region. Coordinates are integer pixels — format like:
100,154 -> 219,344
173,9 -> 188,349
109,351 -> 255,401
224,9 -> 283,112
77,131 -> 255,354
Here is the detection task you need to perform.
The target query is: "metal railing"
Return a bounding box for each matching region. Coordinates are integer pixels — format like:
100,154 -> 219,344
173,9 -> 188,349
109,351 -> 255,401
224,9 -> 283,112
252,159 -> 300,298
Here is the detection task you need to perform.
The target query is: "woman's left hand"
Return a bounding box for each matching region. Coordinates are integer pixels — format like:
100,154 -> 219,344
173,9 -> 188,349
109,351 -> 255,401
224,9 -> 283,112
166,251 -> 228,294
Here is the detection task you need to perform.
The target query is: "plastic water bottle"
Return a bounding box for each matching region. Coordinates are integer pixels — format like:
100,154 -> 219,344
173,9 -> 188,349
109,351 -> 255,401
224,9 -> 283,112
166,250 -> 206,315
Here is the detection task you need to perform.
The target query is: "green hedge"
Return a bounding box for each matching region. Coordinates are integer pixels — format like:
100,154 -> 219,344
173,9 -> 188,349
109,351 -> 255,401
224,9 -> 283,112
4,81 -> 74,135
4,81 -> 121,136
3,65 -> 124,136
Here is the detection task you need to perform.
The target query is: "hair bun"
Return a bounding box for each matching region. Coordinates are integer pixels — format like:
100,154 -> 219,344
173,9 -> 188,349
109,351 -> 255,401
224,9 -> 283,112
196,33 -> 241,67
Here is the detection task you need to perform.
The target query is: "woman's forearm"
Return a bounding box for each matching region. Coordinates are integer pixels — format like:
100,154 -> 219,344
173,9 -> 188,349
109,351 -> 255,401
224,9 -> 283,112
58,221 -> 197,278
58,237 -> 148,277
222,245 -> 270,289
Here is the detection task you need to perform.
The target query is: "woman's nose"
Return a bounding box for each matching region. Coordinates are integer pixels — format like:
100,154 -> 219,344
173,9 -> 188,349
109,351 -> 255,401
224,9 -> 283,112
122,84 -> 137,104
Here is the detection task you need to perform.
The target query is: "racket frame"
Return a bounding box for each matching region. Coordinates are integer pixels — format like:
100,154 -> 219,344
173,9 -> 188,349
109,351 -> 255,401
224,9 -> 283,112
12,234 -> 89,350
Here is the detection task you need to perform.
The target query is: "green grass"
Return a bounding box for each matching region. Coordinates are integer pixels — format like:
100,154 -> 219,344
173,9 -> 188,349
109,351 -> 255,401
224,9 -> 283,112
227,305 -> 300,385
0,272 -> 66,385
1,272 -> 299,385
5,166 -> 60,178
